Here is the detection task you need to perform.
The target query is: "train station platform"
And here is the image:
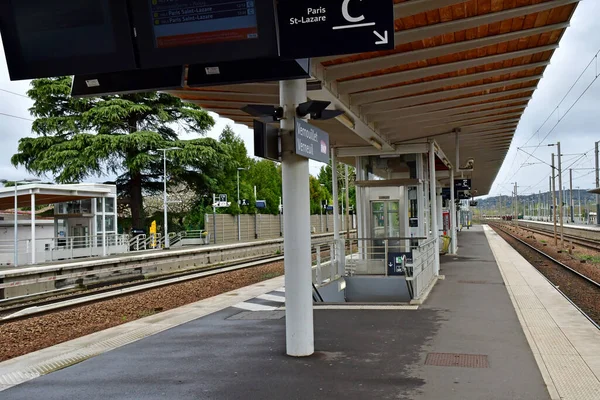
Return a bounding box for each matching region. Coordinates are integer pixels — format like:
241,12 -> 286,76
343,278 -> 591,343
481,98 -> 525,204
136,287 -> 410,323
1,226 -> 599,399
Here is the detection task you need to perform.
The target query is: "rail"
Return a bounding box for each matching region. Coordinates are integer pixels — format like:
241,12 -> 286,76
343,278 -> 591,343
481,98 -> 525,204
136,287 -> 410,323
405,238 -> 437,300
343,237 -> 426,276
0,234 -> 129,265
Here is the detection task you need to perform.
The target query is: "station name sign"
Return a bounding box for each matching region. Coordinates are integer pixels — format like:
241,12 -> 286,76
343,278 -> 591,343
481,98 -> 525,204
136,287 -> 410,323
278,0 -> 395,58
294,119 -> 330,163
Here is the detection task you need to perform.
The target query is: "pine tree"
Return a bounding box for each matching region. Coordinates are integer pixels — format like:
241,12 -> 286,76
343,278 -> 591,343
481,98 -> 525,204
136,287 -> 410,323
12,77 -> 221,229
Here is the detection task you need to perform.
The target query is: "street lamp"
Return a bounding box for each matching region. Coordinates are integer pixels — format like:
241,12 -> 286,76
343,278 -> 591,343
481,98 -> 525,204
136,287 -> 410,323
158,147 -> 181,249
0,178 -> 41,266
237,167 -> 246,241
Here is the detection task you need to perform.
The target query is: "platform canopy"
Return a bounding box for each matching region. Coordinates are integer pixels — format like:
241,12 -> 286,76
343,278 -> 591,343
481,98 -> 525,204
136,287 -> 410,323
0,183 -> 116,210
589,188 -> 600,195
168,0 -> 579,196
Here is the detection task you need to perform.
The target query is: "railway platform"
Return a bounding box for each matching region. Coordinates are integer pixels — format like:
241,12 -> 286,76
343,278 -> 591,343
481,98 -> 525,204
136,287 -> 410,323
0,233 -> 339,301
1,226 -> 599,399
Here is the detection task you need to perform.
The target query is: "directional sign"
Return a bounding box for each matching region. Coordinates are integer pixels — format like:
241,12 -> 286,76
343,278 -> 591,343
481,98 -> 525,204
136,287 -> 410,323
454,179 -> 472,192
294,118 -> 330,163
277,0 -> 394,59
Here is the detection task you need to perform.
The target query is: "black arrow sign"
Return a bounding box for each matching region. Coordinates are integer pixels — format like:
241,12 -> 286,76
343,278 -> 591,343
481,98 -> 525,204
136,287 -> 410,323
277,0 -> 395,59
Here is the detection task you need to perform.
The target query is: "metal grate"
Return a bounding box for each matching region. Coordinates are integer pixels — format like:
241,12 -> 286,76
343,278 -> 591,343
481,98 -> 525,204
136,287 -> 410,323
458,280 -> 490,284
425,353 -> 489,368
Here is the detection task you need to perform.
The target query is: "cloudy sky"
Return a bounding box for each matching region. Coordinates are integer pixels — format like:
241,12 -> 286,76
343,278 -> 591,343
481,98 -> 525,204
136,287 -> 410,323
0,1 -> 599,196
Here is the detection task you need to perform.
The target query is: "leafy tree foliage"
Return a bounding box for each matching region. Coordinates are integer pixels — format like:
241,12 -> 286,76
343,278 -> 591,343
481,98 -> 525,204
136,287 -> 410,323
317,163 -> 356,211
12,77 -> 219,229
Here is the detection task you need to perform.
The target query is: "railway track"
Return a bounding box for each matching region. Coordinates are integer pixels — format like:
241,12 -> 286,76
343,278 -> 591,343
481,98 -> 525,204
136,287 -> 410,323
515,222 -> 600,252
490,223 -> 600,328
0,254 -> 286,323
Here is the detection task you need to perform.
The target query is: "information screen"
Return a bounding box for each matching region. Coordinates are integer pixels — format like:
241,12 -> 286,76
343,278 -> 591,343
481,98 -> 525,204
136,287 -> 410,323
150,0 -> 259,49
0,0 -> 137,80
12,0 -> 115,61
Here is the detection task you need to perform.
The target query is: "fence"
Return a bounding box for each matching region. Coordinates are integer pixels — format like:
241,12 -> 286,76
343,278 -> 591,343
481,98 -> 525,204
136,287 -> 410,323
0,234 -> 129,266
405,238 -> 437,300
205,213 -> 356,244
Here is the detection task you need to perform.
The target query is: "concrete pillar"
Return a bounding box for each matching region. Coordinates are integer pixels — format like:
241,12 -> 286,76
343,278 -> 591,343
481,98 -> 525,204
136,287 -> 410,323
280,79 -> 313,357
31,192 -> 36,264
429,142 -> 440,275
450,168 -> 457,254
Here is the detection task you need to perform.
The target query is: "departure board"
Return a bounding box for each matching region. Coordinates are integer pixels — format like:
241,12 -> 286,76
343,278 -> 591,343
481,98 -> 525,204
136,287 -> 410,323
150,0 -> 259,48
0,0 -> 137,80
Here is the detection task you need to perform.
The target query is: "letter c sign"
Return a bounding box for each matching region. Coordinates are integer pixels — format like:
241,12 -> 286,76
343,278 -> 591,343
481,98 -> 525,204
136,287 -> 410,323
342,0 -> 365,23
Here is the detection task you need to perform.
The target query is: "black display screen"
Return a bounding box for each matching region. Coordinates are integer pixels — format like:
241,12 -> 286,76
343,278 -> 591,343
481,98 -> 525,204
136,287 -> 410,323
131,0 -> 279,69
150,0 -> 260,48
0,0 -> 137,80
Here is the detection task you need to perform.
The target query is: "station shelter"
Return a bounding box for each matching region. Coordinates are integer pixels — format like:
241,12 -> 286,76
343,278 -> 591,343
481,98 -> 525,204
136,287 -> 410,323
0,183 -> 123,266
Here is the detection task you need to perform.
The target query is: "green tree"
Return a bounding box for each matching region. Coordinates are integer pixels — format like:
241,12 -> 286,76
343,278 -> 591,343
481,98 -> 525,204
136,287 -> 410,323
246,160 -> 282,215
309,175 -> 329,214
12,77 -> 218,229
317,162 -> 356,211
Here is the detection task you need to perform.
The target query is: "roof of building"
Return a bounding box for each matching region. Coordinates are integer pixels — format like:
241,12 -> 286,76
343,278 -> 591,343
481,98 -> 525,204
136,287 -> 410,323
0,183 -> 116,210
168,0 -> 580,195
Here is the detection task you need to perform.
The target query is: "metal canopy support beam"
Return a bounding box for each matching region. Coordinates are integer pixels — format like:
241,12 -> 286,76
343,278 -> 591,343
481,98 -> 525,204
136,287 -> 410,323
171,90 -> 278,103
380,97 -> 532,124
367,87 -> 534,120
326,23 -> 566,81
331,148 -> 343,276
416,112 -> 524,129
102,197 -> 107,257
339,44 -> 557,94
309,86 -> 394,151
393,0 -> 578,45
394,0 -> 467,19
31,192 -> 36,265
429,141 -> 440,275
351,62 -> 548,106
361,76 -> 540,115
280,79 -> 313,357
377,106 -> 526,130
337,143 -> 429,157
381,118 -> 521,137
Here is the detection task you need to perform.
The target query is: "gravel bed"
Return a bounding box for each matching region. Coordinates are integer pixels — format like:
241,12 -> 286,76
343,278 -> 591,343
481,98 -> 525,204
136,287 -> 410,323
0,262 -> 283,362
492,225 -> 600,325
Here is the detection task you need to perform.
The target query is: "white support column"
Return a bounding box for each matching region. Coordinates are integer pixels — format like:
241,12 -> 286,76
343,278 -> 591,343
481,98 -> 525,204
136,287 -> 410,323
331,147 -> 343,276
449,168 -> 457,254
101,197 -> 107,256
31,192 -> 36,264
429,142 -> 440,275
280,79 -> 313,357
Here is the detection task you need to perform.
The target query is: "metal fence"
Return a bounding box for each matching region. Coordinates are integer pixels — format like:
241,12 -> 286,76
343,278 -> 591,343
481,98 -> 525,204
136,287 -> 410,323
405,238 -> 437,300
0,234 -> 129,266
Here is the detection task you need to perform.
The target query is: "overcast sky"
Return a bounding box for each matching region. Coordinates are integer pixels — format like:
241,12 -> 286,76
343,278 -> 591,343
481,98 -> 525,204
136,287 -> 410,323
1,1 -> 599,196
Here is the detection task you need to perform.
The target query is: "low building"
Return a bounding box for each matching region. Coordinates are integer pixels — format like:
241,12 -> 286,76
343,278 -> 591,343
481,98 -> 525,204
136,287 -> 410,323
0,183 -> 125,266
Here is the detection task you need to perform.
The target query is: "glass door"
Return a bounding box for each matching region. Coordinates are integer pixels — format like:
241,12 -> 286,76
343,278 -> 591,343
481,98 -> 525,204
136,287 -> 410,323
371,201 -> 401,258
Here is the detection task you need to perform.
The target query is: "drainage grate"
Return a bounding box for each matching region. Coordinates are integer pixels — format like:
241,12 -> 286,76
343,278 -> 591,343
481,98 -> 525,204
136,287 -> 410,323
425,353 -> 489,368
458,280 -> 490,284
227,311 -> 285,320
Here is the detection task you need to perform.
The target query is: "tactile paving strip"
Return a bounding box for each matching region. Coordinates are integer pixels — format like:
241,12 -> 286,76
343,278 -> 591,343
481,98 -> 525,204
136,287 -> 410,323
424,353 -> 489,368
227,310 -> 285,320
0,324 -> 168,389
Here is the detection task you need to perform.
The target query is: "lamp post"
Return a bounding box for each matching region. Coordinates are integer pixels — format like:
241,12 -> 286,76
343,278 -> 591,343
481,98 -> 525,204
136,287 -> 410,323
158,147 -> 181,249
237,167 -> 246,241
1,178 -> 41,266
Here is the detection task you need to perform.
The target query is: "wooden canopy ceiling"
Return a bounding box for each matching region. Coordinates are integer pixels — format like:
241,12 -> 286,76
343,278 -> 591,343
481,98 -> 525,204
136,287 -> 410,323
168,0 -> 579,195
